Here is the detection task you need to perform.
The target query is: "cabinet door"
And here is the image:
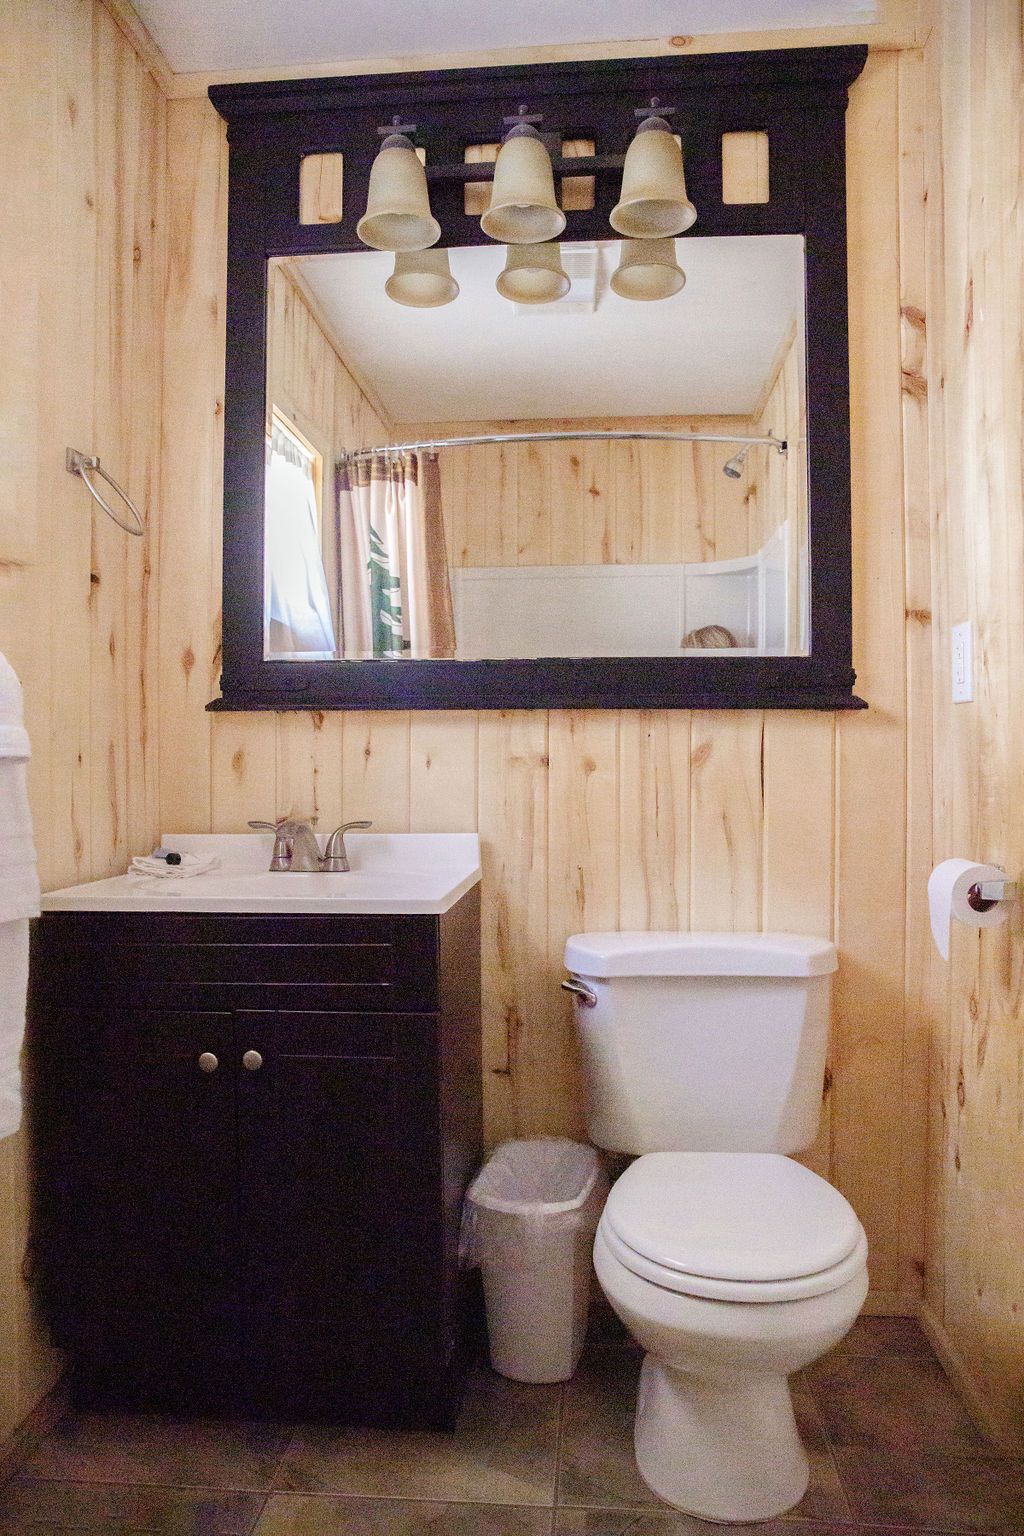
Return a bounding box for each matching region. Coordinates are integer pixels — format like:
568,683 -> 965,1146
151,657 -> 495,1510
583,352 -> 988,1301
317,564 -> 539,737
235,1010 -> 440,1418
47,1008 -> 241,1404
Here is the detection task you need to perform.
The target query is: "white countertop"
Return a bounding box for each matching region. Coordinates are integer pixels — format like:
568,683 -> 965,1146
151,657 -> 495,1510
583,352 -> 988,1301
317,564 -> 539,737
40,833 -> 481,916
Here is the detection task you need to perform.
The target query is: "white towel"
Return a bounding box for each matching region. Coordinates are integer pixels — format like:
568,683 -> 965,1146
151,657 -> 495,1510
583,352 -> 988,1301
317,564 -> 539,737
0,922 -> 30,1139
0,653 -> 39,1141
129,852 -> 221,880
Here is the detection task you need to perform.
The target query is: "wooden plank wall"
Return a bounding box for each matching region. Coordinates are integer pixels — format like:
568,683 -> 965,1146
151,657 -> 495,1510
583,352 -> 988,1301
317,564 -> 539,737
0,0 -> 165,1441
3,0 -> 1021,1459
160,53 -> 927,1316
267,263 -> 390,458
404,416 -> 758,568
753,328 -> 808,650
266,261 -> 392,636
916,0 -> 1024,1448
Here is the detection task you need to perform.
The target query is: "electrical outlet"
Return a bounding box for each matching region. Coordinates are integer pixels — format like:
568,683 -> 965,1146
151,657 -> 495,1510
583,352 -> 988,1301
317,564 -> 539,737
951,620 -> 973,702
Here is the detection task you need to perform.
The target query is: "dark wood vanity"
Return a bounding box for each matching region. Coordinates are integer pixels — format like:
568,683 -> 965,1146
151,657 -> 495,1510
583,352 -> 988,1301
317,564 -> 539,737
27,893 -> 481,1425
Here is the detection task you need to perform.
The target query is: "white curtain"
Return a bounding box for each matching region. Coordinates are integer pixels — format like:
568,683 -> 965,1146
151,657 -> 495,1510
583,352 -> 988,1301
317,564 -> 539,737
337,452 -> 456,660
265,422 -> 336,656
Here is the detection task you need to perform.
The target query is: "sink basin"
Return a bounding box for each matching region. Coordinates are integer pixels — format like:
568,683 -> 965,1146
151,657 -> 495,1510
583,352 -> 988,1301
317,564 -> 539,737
39,833 -> 480,915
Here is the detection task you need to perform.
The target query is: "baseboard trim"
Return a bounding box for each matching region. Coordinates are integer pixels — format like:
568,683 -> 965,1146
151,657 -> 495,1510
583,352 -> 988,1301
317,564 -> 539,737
917,1301 -> 1012,1452
0,1377 -> 69,1489
861,1289 -> 920,1317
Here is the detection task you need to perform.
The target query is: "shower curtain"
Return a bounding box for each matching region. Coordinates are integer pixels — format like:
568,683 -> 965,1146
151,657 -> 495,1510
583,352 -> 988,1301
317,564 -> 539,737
337,451 -> 456,659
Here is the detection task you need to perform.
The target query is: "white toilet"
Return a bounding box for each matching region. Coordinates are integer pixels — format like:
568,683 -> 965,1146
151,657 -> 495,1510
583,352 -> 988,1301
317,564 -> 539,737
563,931 -> 868,1525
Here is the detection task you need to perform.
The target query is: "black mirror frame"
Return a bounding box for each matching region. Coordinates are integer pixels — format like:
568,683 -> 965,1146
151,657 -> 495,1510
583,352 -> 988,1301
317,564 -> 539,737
208,45 -> 867,713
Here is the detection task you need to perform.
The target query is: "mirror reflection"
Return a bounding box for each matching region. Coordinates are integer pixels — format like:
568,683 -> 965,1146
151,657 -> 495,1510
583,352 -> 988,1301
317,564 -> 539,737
263,235 -> 808,662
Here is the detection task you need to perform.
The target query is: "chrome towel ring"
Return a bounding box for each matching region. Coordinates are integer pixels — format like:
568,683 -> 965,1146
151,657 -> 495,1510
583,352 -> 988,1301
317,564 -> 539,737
65,448 -> 144,537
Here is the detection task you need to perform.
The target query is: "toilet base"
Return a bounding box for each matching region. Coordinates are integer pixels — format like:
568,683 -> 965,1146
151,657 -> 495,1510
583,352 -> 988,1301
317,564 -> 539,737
633,1354 -> 810,1523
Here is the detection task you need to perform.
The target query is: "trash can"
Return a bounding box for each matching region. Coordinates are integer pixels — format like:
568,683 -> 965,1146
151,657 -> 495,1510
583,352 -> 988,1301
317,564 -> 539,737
462,1138 -> 609,1383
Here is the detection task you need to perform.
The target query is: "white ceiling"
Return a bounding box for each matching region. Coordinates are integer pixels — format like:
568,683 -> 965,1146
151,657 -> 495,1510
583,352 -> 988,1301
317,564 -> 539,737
292,235 -> 805,423
134,0 -> 878,74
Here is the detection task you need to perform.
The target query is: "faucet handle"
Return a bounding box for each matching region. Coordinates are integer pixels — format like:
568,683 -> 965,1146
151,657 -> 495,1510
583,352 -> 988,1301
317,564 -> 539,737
248,817 -> 303,873
322,819 -> 372,873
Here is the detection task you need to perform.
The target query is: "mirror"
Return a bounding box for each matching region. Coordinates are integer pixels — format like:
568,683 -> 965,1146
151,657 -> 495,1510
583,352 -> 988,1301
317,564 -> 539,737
263,235 -> 808,665
211,46 -> 868,712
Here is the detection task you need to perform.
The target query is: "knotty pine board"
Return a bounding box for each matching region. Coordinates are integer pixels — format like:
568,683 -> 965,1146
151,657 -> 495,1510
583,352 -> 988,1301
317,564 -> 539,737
0,0 -> 167,1444
408,415 -> 765,570
918,0 -> 1024,1447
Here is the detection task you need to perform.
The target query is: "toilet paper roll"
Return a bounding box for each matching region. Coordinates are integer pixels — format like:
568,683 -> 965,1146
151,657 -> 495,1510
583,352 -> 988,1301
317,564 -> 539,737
927,859 -> 1011,961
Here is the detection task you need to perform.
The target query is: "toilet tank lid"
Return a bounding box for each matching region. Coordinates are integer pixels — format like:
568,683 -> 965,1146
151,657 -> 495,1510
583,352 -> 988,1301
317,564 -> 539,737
564,931 -> 838,978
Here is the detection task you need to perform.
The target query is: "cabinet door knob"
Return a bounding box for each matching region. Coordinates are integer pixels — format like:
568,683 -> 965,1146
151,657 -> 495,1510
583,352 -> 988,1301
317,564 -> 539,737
242,1050 -> 263,1072
198,1052 -> 219,1073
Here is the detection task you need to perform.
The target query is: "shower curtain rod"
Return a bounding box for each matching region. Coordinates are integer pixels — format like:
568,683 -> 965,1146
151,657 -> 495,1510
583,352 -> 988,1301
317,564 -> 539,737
338,429 -> 788,464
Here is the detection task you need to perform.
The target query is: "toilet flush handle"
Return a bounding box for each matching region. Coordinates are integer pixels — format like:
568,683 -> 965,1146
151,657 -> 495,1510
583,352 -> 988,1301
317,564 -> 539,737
562,977 -> 598,1008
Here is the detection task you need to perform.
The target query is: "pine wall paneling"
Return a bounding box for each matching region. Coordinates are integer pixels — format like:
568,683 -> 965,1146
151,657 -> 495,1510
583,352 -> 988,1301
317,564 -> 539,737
265,260 -> 392,650
917,0 -> 1024,1449
6,0 -> 1021,1456
0,0 -> 166,1442
402,418 -> 765,571
834,49 -> 911,1306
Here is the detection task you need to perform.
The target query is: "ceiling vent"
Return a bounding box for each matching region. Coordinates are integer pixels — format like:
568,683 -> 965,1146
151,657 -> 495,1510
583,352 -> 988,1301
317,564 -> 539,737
514,243 -> 602,317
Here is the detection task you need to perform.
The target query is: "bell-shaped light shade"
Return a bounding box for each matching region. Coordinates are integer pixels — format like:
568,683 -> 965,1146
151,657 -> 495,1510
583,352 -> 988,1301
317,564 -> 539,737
356,133 -> 441,252
385,248 -> 460,308
610,238 -> 686,301
480,125 -> 567,245
610,117 -> 697,239
496,242 -> 571,304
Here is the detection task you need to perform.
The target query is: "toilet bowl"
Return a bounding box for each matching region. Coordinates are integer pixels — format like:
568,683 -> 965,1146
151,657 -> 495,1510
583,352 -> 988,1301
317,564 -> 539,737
592,1151 -> 868,1522
562,931 -> 867,1525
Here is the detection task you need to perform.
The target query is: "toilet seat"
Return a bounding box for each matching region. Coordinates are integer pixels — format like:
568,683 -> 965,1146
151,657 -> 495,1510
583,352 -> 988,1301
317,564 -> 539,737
601,1152 -> 867,1304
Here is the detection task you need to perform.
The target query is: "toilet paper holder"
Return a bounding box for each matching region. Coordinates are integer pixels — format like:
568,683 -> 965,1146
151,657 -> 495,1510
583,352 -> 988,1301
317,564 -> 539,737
968,877 -> 1017,912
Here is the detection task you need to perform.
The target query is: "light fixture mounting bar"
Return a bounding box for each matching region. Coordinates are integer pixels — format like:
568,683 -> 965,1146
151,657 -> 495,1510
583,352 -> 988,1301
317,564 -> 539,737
377,114 -> 418,137
502,104 -> 544,127
425,153 -> 624,184
635,96 -> 677,120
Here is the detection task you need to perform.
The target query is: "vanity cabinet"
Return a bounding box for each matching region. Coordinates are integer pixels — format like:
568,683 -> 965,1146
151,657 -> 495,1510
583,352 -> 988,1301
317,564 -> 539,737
27,894 -> 481,1425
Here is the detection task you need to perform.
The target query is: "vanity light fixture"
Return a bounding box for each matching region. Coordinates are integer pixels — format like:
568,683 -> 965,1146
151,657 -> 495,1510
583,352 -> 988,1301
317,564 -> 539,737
610,100 -> 698,239
356,119 -> 440,252
495,242 -> 571,304
385,248 -> 460,307
610,238 -> 686,301
480,107 -> 567,245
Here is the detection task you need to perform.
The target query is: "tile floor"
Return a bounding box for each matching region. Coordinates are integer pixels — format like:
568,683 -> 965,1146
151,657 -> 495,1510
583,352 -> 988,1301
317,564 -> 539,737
1,1319 -> 1023,1534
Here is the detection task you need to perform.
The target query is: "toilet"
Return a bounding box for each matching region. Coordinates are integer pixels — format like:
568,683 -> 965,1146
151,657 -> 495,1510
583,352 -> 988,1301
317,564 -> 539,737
563,931 -> 868,1525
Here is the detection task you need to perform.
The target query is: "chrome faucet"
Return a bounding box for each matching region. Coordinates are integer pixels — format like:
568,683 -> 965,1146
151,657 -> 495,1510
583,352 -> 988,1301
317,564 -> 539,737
248,817 -> 372,873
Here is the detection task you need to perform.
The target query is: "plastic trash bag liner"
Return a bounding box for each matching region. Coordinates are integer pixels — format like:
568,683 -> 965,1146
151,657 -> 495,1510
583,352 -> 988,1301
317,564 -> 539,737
460,1137 -> 608,1268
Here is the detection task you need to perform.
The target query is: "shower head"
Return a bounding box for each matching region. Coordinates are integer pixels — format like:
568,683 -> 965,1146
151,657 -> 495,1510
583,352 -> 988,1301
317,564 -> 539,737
722,446 -> 750,479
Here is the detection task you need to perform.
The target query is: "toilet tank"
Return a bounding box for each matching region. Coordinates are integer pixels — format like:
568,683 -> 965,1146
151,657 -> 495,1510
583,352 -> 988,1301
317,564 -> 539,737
564,932 -> 838,1156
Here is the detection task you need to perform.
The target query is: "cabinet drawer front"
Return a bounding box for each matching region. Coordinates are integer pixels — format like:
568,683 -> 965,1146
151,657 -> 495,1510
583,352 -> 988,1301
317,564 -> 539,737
113,941 -> 393,988
31,913 -> 440,1012
234,1010 -> 398,1058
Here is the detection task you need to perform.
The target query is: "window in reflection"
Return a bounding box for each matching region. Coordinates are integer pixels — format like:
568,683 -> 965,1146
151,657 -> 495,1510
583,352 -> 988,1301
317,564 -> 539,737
264,410 -> 336,658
